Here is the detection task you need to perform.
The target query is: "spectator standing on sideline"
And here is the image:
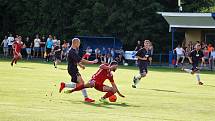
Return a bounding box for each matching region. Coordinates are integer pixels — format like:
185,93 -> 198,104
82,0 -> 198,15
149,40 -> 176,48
135,40 -> 142,51
40,35 -> 46,58
7,33 -> 14,56
174,45 -> 185,67
1,36 -> 9,57
24,37 -> 32,60
45,35 -> 53,62
52,36 -> 58,46
82,46 -> 92,60
33,35 -> 41,58
61,40 -> 69,61
107,48 -> 112,64
101,47 -> 107,63
95,48 -> 101,59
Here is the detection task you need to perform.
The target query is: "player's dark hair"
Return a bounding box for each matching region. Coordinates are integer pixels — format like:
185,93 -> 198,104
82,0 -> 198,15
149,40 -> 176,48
110,61 -> 118,66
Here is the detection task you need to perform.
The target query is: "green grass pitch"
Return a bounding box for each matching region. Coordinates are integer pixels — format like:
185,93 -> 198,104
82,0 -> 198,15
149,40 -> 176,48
0,60 -> 215,121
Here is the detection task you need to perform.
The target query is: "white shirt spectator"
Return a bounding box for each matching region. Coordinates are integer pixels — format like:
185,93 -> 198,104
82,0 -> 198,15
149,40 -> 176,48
56,40 -> 61,47
7,37 -> 14,45
211,51 -> 215,59
2,39 -> 8,47
34,38 -> 41,47
95,48 -> 100,54
175,47 -> 184,55
52,39 -> 58,46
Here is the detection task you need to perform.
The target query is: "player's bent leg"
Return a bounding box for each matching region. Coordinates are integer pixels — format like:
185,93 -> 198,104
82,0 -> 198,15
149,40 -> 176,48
196,72 -> 203,85
99,85 -> 116,103
132,72 -> 146,88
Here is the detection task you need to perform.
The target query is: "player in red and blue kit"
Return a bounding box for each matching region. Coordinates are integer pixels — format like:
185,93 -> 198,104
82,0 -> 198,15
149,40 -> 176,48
65,61 -> 125,103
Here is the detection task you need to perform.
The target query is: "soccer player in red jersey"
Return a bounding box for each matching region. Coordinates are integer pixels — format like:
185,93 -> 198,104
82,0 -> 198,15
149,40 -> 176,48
11,36 -> 23,66
65,61 -> 125,103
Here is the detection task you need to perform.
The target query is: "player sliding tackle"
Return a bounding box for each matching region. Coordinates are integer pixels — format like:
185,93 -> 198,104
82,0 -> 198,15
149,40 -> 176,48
182,43 -> 204,85
64,61 -> 125,103
59,38 -> 98,103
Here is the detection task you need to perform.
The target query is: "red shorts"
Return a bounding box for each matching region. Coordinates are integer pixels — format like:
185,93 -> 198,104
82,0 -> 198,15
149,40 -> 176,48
13,51 -> 21,58
94,82 -> 106,92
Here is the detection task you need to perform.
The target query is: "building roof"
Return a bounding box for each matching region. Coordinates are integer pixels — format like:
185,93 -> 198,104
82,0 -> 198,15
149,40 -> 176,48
158,12 -> 215,29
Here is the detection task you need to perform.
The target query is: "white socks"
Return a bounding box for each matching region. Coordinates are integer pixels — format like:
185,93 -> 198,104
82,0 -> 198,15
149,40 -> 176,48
81,89 -> 88,98
65,82 -> 76,88
65,82 -> 88,98
134,74 -> 142,85
184,69 -> 192,74
184,69 -> 201,82
196,73 -> 200,82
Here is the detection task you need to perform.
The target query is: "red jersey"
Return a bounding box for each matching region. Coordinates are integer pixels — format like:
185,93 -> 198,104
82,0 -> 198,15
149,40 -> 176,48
13,41 -> 22,53
92,64 -> 114,84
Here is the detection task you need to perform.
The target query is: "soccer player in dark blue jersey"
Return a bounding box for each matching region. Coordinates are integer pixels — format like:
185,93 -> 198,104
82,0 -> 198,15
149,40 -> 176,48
182,43 -> 204,85
132,40 -> 152,88
59,38 -> 98,102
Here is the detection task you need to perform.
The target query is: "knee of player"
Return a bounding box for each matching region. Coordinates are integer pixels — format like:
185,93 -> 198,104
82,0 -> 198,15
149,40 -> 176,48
112,88 -> 117,93
88,80 -> 95,88
141,73 -> 146,77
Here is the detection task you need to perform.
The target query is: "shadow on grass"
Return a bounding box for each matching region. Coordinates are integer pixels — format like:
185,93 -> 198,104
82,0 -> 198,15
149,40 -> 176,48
58,67 -> 67,70
204,85 -> 215,88
82,102 -> 140,109
18,66 -> 35,70
141,88 -> 181,93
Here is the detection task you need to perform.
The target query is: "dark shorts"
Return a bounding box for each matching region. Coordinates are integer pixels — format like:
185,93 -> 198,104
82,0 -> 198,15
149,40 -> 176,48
8,45 -> 12,49
68,69 -> 81,83
46,48 -> 52,54
55,54 -> 61,60
192,62 -> 198,70
138,62 -> 148,74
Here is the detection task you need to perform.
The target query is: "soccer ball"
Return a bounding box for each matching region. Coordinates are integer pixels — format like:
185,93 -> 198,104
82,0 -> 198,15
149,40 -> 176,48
109,95 -> 117,102
123,63 -> 128,66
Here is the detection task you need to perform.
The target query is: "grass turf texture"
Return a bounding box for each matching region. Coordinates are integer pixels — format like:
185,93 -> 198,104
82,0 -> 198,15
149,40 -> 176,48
0,60 -> 215,121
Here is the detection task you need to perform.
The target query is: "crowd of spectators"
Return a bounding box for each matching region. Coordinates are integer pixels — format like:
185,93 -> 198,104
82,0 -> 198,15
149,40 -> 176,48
1,33 -> 70,62
1,33 -> 126,65
174,40 -> 215,68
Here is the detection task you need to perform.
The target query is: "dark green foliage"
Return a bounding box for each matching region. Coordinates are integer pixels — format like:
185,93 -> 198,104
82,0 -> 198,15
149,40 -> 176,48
0,0 -> 214,52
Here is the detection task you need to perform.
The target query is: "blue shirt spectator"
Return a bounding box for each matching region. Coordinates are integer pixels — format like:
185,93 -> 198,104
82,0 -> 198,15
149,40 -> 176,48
101,47 -> 107,55
46,38 -> 53,49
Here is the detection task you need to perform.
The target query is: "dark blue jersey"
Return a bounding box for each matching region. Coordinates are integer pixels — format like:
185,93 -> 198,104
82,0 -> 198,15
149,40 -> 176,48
135,48 -> 151,65
67,48 -> 82,72
189,50 -> 203,64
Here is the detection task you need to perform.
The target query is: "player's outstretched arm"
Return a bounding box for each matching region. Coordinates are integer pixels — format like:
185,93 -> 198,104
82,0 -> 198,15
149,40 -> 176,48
111,82 -> 125,98
81,59 -> 97,64
78,62 -> 85,70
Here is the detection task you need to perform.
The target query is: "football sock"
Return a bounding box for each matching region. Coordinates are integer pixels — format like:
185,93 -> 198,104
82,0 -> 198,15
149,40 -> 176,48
135,74 -> 141,80
103,91 -> 114,99
196,73 -> 201,82
184,69 -> 192,74
134,74 -> 141,85
81,89 -> 88,98
72,83 -> 85,92
65,82 -> 76,88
